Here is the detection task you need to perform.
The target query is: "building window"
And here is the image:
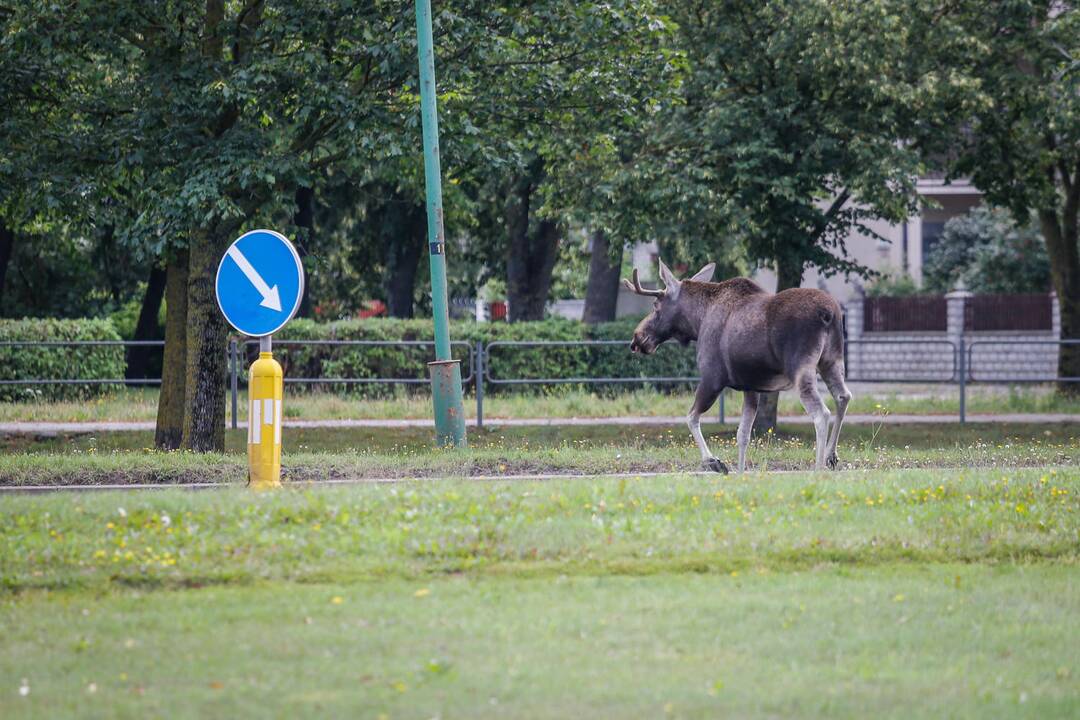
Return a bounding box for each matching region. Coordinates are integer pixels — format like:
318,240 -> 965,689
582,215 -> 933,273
922,221 -> 946,259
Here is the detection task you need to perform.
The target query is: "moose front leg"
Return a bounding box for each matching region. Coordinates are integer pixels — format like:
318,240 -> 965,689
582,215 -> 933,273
687,383 -> 728,474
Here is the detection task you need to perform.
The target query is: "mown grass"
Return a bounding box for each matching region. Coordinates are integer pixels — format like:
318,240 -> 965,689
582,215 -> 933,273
2,565 -> 1077,719
0,422 -> 1075,485
0,468 -> 1078,718
2,383 -> 1078,424
1,468 -> 1076,591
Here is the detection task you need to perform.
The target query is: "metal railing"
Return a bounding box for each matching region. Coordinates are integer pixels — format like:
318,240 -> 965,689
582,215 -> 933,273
227,339 -> 474,428
477,339 -> 703,427
236,339 -> 474,385
476,337 -> 1079,425
4,337 -> 1078,427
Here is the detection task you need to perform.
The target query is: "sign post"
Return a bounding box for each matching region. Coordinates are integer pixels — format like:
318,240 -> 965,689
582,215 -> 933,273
415,0 -> 467,448
215,229 -> 305,489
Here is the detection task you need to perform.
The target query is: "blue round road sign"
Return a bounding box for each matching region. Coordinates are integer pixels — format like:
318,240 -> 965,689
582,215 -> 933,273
215,229 -> 305,337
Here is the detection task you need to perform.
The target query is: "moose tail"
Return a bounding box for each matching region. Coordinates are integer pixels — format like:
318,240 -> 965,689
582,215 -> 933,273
825,307 -> 845,358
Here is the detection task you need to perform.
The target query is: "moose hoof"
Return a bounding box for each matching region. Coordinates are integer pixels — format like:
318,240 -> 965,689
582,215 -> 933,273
702,457 -> 729,474
826,452 -> 839,470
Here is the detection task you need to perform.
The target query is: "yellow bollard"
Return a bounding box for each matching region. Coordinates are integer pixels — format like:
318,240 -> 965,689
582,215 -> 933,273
248,350 -> 283,489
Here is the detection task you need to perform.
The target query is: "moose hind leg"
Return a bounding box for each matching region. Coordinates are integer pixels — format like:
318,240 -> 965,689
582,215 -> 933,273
737,390 -> 758,473
687,383 -> 728,474
821,362 -> 851,469
797,374 -> 831,470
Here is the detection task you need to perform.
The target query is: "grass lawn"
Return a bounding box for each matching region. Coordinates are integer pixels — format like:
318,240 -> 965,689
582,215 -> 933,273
3,567 -> 1077,719
0,422 -> 1075,485
1,467 -> 1078,718
2,383 -> 1079,424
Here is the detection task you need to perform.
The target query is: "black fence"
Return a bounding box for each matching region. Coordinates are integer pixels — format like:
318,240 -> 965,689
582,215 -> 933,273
964,293 -> 1053,332
863,295 -> 947,332
3,337 -> 1079,426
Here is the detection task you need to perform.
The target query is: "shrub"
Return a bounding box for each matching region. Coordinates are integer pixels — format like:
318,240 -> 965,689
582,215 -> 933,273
923,206 -> 1050,293
0,318 -> 125,402
864,267 -> 920,297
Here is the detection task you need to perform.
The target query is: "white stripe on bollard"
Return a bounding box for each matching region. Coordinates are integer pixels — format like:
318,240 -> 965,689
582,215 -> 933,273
274,399 -> 282,444
251,397 -> 261,444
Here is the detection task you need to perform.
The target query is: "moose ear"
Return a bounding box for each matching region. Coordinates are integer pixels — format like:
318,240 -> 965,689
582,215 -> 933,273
658,260 -> 680,293
688,262 -> 716,283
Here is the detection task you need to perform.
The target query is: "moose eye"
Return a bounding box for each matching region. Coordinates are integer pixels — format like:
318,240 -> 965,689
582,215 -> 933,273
653,300 -> 660,309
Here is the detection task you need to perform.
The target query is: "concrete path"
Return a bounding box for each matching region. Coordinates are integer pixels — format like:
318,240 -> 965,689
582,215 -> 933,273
0,413 -> 1075,436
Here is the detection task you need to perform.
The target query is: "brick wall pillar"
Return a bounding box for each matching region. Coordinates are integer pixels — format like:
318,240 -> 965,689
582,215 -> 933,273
1051,291 -> 1061,339
1051,291 -> 1061,376
844,286 -> 865,377
945,283 -> 972,381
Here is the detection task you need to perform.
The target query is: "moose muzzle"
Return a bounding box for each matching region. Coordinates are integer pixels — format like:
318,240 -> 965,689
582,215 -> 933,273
630,332 -> 656,355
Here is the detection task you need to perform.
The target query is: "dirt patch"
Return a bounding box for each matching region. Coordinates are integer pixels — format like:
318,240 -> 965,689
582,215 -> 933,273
0,465 -> 244,487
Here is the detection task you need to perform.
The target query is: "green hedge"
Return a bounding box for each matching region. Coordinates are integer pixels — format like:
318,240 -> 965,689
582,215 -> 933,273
0,316 -> 697,401
265,317 -> 698,396
0,318 -> 125,402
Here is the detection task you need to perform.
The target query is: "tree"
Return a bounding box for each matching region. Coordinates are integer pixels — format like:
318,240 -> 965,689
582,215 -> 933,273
652,1 -> 935,431
292,186 -> 316,319
6,0 -> 444,449
924,1 -> 1079,392
155,249 -> 188,450
369,183 -> 428,319
0,223 -> 13,308
582,230 -> 622,324
503,160 -> 561,321
448,2 -> 679,321
3,0 -> 685,447
125,263 -> 167,381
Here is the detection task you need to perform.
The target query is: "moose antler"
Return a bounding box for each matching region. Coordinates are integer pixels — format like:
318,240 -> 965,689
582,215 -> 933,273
621,269 -> 664,297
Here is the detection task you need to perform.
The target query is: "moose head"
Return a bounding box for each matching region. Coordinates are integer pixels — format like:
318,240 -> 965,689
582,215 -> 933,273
623,260 -> 716,354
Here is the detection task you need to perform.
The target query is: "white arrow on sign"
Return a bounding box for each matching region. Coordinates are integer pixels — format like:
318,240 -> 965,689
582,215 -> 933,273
226,245 -> 282,312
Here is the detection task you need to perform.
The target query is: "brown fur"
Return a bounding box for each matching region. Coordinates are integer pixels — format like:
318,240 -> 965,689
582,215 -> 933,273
627,264 -> 852,473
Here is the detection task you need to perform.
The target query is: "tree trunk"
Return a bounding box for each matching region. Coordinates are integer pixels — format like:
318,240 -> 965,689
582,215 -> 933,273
507,218 -> 559,321
754,255 -> 805,434
294,186 -> 314,318
582,229 -> 622,324
155,250 -> 189,450
0,222 -> 13,312
505,167 -> 560,322
126,263 -> 167,381
383,197 -> 426,318
1040,205 -> 1080,397
181,225 -> 229,452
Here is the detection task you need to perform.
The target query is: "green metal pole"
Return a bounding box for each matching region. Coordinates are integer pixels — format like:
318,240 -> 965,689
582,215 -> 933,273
415,0 -> 466,447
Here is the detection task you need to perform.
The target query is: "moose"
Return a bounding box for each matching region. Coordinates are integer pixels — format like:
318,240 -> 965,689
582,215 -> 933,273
624,261 -> 852,473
